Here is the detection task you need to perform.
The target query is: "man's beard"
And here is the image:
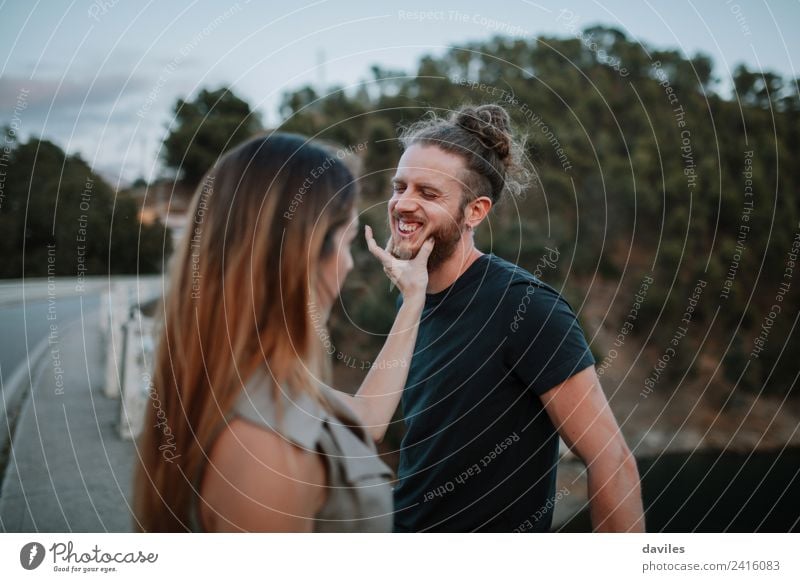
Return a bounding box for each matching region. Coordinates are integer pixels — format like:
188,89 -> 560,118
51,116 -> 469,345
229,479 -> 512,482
389,213 -> 466,272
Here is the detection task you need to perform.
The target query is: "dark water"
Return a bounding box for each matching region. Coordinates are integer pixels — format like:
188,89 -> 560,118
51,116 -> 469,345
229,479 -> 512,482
557,447 -> 800,532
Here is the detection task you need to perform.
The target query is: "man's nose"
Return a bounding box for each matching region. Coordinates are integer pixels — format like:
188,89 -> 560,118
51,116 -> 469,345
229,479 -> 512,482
391,190 -> 418,214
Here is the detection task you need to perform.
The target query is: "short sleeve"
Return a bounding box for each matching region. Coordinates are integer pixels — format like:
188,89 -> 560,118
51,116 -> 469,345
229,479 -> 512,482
232,371 -> 326,451
503,281 -> 596,396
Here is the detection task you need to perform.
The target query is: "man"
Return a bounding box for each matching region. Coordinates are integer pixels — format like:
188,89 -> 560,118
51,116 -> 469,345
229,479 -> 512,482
379,104 -> 645,532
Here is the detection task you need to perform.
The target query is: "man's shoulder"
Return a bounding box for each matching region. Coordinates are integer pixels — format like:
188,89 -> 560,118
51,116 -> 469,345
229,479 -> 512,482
480,254 -> 588,335
483,253 -> 562,301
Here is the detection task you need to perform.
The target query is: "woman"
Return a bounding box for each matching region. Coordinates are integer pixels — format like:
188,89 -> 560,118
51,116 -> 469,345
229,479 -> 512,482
132,132 -> 433,532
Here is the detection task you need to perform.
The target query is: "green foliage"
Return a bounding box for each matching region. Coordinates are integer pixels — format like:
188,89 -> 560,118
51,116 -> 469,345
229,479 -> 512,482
272,26 -> 798,396
162,87 -> 262,187
0,137 -> 170,278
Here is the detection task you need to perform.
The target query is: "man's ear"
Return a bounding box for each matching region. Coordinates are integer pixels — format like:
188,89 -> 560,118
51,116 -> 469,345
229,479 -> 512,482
465,196 -> 493,229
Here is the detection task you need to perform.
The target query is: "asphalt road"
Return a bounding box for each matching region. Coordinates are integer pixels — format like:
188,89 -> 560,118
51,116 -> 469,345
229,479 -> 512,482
0,294 -> 101,385
0,276 -> 161,385
0,276 -> 163,531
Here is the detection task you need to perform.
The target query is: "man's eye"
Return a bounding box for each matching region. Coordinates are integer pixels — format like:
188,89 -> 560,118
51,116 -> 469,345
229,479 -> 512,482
421,190 -> 436,199
392,184 -> 405,193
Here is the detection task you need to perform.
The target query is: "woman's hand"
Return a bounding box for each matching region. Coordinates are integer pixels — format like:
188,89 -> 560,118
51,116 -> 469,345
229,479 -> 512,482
365,225 -> 434,299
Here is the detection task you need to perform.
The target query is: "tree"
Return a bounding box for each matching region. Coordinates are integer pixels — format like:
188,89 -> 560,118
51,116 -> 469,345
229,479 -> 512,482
0,137 -> 170,278
162,87 -> 262,187
732,64 -> 784,108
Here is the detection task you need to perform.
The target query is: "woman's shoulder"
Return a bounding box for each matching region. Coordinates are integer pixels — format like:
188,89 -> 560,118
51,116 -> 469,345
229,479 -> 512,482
198,368 -> 330,531
231,368 -> 331,450
234,368 -> 376,449
200,413 -> 327,532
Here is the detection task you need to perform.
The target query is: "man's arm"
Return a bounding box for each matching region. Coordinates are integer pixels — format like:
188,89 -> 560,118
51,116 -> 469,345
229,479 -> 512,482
539,365 -> 646,532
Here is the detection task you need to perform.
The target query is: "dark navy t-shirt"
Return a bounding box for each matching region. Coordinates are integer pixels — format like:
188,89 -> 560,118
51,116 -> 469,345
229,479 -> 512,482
392,253 -> 596,532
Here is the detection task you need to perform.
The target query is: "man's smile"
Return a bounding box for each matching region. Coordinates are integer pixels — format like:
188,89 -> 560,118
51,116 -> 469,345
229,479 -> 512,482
396,217 -> 424,238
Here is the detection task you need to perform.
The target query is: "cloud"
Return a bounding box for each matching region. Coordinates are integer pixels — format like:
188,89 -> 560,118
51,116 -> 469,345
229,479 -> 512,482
0,56 -> 233,185
0,73 -> 151,116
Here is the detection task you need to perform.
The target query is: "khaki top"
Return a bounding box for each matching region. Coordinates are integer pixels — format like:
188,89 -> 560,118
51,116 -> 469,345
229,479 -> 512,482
188,367 -> 394,532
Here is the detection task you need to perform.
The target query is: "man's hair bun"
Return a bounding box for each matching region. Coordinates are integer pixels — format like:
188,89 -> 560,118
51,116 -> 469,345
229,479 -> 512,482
453,104 -> 513,162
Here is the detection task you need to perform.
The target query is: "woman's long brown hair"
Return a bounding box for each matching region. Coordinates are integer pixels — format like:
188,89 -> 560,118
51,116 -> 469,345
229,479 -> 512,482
132,133 -> 357,531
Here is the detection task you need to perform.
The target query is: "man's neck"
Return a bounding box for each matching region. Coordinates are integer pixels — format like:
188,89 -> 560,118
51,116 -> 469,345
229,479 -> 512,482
427,239 -> 484,294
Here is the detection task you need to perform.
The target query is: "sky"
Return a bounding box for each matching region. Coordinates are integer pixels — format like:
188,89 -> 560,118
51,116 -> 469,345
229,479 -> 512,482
0,0 -> 798,185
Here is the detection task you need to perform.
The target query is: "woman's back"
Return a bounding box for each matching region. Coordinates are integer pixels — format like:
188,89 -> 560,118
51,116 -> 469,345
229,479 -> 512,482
190,366 -> 394,532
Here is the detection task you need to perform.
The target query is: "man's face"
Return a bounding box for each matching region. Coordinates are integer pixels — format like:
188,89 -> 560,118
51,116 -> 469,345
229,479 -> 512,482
388,145 -> 469,271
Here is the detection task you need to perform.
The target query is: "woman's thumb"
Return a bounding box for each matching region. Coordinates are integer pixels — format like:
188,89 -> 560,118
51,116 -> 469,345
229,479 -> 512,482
416,237 -> 435,262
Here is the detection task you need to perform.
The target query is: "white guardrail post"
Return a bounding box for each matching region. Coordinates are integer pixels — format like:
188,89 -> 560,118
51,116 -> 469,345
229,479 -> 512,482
102,284 -> 130,399
100,279 -> 161,440
118,306 -> 155,440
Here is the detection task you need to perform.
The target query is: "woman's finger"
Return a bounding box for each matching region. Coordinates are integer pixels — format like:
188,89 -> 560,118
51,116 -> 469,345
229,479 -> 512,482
414,237 -> 435,264
365,225 -> 392,264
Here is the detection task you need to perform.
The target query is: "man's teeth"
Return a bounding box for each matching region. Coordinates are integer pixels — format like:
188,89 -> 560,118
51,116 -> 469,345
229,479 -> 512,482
398,221 -> 420,234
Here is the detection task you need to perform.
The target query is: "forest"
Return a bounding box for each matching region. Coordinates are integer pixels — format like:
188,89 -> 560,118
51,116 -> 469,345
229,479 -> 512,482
276,27 -> 799,399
